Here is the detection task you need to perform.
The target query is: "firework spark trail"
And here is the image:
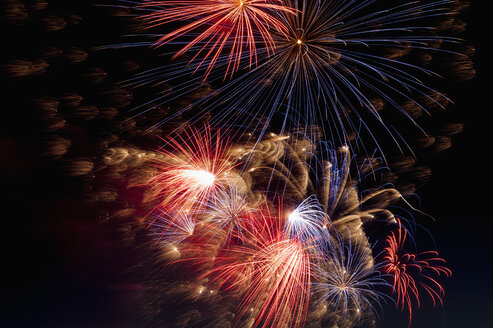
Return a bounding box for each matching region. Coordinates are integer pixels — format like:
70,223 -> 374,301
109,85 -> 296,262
226,131 -> 325,202
138,0 -> 297,79
310,144 -> 404,244
382,219 -> 451,324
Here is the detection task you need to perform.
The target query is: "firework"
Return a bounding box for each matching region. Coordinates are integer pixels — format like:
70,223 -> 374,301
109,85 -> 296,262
285,195 -> 329,243
2,0 -> 467,326
147,125 -> 234,220
119,0 -> 472,154
202,186 -> 255,243
206,205 -> 311,328
382,219 -> 451,323
149,209 -> 196,244
312,233 -> 389,320
210,0 -> 462,146
138,0 -> 297,79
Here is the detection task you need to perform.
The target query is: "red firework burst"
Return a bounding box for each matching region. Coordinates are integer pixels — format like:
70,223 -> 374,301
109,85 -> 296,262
206,206 -> 311,328
138,0 -> 297,79
382,220 -> 451,324
147,125 -> 234,226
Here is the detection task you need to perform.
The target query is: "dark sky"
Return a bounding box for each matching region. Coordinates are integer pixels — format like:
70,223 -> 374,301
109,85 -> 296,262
1,1 -> 490,327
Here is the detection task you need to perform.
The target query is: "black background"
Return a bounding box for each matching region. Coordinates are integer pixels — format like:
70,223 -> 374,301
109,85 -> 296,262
1,1 -> 490,327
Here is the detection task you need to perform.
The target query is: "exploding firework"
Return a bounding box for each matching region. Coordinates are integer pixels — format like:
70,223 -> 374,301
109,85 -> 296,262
202,185 -> 255,243
312,233 -> 389,321
382,219 -> 451,323
137,0 -> 297,79
149,209 -> 196,244
206,205 -> 312,328
285,195 -> 329,243
147,124 -> 234,219
117,0 -> 473,154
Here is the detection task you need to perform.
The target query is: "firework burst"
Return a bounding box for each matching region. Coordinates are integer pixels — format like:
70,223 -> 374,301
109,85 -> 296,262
117,0 -> 473,155
202,186 -> 255,243
382,219 -> 451,323
147,125 -> 234,223
312,233 -> 389,319
209,0 -> 463,146
285,195 -> 329,243
205,205 -> 312,328
138,0 -> 297,79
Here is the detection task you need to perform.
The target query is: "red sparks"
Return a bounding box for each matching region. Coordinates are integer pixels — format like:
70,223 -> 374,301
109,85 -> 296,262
382,220 -> 451,324
138,0 -> 297,79
147,125 -> 233,227
206,206 -> 311,328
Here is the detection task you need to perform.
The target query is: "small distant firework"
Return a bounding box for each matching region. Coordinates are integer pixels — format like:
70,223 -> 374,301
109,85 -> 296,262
138,0 -> 297,79
382,219 -> 451,323
149,209 -> 196,244
202,186 -> 254,243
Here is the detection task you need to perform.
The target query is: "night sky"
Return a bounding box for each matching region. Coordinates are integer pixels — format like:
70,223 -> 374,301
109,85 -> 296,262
1,1 -> 490,327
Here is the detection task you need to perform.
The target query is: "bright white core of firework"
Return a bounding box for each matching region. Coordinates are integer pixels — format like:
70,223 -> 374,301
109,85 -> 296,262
288,210 -> 304,224
182,169 -> 216,186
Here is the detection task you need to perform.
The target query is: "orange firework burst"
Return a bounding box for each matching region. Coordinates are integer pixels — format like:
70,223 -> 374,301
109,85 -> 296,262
205,206 -> 311,328
138,0 -> 297,79
147,125 -> 234,222
382,220 -> 451,324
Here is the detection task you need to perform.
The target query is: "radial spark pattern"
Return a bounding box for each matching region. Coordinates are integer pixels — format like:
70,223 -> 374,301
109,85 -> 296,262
382,219 -> 452,323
